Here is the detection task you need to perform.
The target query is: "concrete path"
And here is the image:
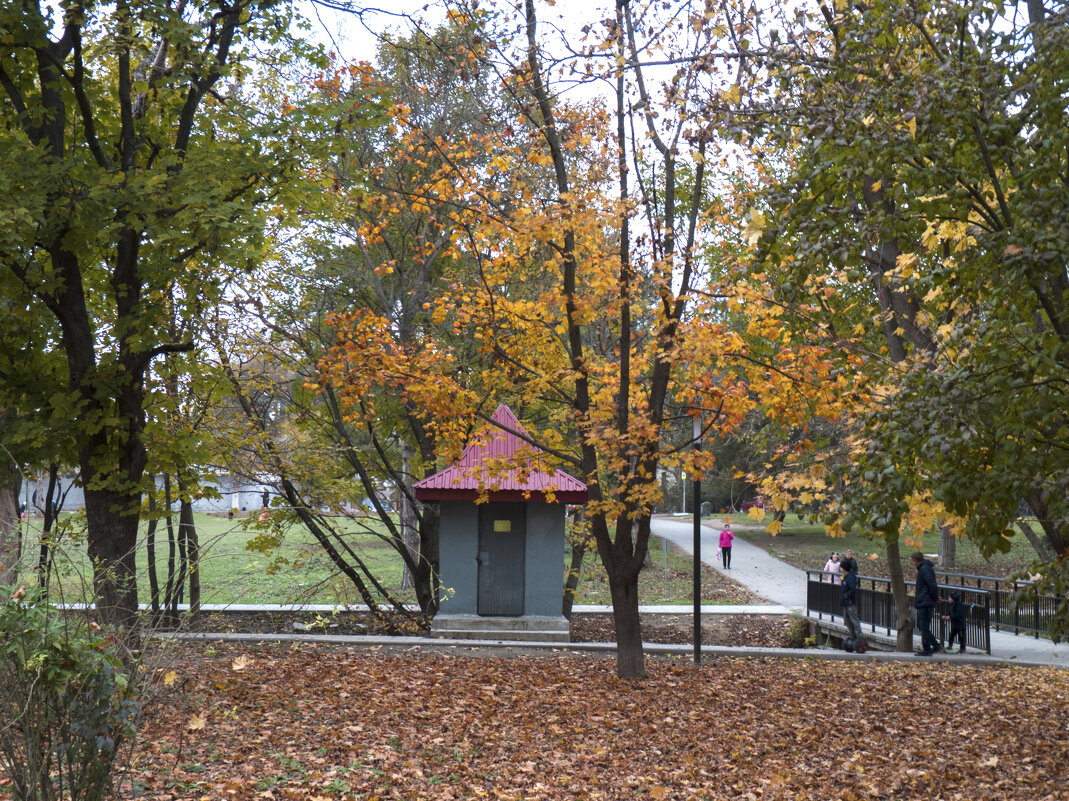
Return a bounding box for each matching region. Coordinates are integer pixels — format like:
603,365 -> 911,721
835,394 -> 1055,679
651,515 -> 807,608
651,514 -> 1069,668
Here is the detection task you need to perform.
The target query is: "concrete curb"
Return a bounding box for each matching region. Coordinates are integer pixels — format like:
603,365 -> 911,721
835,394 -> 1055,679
137,602 -> 799,616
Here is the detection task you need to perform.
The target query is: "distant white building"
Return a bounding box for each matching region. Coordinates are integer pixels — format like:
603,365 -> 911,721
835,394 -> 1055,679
19,473 -> 271,515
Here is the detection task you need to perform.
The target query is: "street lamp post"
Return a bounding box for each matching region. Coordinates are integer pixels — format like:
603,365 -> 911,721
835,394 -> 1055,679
692,416 -> 702,665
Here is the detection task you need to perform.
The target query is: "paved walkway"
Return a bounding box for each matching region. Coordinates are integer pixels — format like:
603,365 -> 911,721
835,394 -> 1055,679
651,516 -> 807,608
651,514 -> 1069,668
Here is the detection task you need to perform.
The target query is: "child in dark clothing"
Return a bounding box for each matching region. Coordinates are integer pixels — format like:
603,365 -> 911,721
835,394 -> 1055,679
942,591 -> 967,653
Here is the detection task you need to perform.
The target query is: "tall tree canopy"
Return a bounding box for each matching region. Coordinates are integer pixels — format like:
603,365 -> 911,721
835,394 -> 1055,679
735,0 -> 1069,642
0,0 -> 325,622
317,0 -> 832,677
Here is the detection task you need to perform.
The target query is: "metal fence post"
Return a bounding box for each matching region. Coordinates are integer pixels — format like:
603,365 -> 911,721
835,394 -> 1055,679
1014,579 -> 1020,636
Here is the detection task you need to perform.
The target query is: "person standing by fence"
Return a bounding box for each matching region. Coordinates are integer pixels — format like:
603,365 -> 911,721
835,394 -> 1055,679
839,557 -> 866,652
823,552 -> 842,584
912,551 -> 942,656
943,591 -> 967,654
719,523 -> 734,569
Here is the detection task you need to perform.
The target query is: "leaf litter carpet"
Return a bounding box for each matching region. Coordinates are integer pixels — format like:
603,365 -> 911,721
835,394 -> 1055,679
129,643 -> 1069,800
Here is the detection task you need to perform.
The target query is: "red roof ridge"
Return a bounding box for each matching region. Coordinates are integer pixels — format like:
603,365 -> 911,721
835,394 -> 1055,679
413,404 -> 588,502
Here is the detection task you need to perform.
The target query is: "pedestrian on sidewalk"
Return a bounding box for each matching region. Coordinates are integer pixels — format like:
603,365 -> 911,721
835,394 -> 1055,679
912,551 -> 942,656
943,591 -> 967,653
719,523 -> 734,569
839,557 -> 866,652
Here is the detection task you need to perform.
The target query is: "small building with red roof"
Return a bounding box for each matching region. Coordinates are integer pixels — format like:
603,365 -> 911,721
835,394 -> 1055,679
414,404 -> 587,641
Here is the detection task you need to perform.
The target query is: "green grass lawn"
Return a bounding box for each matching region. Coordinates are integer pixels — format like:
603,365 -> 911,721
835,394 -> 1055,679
569,535 -> 759,606
26,511 -> 757,608
30,508 -> 1030,608
724,512 -> 1040,579
34,511 -> 410,607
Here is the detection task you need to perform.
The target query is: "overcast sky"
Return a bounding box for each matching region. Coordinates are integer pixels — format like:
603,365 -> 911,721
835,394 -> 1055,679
298,0 -> 615,69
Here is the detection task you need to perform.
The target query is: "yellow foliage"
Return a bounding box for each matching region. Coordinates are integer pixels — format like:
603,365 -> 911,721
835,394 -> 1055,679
742,208 -> 766,246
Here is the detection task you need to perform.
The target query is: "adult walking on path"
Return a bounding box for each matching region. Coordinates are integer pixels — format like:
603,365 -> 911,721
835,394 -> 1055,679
719,523 -> 735,569
912,550 -> 942,656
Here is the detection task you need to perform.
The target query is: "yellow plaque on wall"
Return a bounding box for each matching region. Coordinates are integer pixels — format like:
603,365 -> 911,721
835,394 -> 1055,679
493,519 -> 511,533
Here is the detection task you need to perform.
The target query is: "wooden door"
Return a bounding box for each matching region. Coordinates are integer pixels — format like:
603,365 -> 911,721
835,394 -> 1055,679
477,502 -> 526,615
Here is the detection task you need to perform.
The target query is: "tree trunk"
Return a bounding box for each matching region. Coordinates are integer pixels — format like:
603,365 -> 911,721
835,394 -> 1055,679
938,523 -> 956,571
32,467 -> 60,590
176,506 -> 188,607
164,475 -> 179,626
83,486 -> 141,626
885,530 -> 915,652
176,472 -> 199,615
180,498 -> 199,615
607,562 -> 646,678
641,521 -> 654,569
414,504 -> 440,616
1026,491 -> 1069,557
0,461 -> 19,586
40,466 -> 59,535
400,441 -> 419,591
1016,518 -> 1055,562
562,510 -> 587,620
145,476 -> 161,617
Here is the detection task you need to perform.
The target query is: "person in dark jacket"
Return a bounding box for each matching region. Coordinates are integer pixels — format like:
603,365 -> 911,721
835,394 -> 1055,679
912,551 -> 942,656
839,558 -> 866,652
942,591 -> 967,653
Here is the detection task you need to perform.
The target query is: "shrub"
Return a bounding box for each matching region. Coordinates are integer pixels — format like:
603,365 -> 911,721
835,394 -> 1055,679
0,584 -> 139,801
782,613 -> 813,648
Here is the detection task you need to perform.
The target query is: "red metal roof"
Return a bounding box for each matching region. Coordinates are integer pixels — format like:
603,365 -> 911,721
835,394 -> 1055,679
413,405 -> 588,503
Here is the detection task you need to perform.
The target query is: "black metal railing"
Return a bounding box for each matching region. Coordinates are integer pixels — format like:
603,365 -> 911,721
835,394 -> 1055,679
806,570 -> 992,654
934,571 -> 1061,638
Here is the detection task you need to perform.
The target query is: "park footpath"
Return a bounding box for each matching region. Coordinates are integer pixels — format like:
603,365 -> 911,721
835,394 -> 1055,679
652,515 -> 1069,668
180,516 -> 1069,668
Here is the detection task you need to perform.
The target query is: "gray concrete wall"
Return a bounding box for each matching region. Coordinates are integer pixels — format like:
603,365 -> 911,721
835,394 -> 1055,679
19,477 -> 83,512
524,502 -> 565,617
435,499 -> 566,618
436,500 -> 480,615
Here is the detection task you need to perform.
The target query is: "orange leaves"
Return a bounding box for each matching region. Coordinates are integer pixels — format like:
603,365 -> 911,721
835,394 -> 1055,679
319,308 -> 471,448
133,644 -> 1069,801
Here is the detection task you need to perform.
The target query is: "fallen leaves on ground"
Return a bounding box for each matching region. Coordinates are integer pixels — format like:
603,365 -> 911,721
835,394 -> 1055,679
570,614 -> 793,646
132,643 -> 1069,800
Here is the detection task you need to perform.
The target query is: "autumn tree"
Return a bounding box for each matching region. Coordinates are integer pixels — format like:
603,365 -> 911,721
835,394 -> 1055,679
205,310 -> 430,628
732,0 -> 1069,641
0,1 -> 327,623
318,0 -> 816,678
306,25 -> 510,612
201,18 -> 518,619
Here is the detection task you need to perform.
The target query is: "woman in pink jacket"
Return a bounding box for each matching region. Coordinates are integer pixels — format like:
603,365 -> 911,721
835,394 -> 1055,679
719,524 -> 735,569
